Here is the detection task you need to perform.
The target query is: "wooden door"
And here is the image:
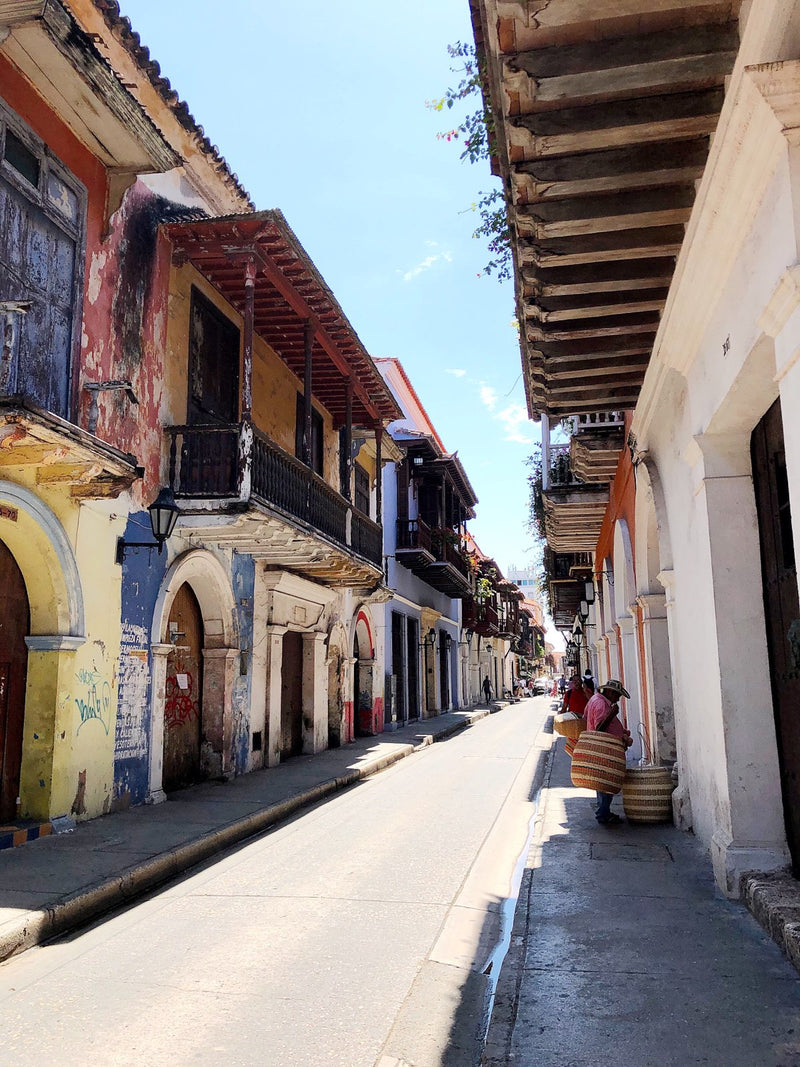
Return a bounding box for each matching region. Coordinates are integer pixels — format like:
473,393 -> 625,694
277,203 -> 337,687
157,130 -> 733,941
406,618 -> 419,720
752,399 -> 800,874
280,631 -> 304,759
163,584 -> 204,792
439,636 -> 450,710
0,541 -> 28,821
391,612 -> 405,724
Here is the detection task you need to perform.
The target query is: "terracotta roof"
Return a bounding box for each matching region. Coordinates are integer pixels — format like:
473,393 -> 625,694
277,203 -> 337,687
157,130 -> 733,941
90,0 -> 253,208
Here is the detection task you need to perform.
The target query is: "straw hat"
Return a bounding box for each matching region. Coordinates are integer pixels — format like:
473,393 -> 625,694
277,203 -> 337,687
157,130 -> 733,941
601,678 -> 630,699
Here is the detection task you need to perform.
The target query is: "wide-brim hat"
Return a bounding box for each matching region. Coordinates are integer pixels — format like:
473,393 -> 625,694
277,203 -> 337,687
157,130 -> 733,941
601,678 -> 630,699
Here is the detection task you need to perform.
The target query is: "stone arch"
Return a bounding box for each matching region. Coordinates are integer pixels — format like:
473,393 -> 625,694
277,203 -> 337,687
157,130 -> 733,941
152,549 -> 238,649
612,519 -> 635,623
351,608 -> 378,735
632,460 -> 677,764
148,549 -> 239,801
0,480 -> 84,637
327,620 -> 348,747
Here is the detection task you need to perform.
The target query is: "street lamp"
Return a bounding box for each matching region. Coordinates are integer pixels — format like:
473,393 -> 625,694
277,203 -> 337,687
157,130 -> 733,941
116,487 -> 180,564
584,578 -> 595,605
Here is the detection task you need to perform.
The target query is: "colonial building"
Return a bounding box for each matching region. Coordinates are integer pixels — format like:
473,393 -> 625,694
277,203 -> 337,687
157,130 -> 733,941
471,0 -> 800,895
0,0 -> 400,825
375,358 -> 477,722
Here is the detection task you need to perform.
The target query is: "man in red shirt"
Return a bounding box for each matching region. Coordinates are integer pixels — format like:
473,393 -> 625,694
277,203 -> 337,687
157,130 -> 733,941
584,679 -> 632,824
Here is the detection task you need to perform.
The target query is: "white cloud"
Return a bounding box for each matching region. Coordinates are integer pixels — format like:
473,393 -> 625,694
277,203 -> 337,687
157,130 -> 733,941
446,368 -> 466,378
400,247 -> 453,282
479,384 -> 498,411
497,403 -> 534,444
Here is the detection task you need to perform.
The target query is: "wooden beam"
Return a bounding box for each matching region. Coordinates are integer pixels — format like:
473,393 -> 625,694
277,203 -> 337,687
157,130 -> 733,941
506,22 -> 739,81
511,87 -> 723,156
521,224 -> 686,268
533,298 -> 666,323
517,52 -> 734,108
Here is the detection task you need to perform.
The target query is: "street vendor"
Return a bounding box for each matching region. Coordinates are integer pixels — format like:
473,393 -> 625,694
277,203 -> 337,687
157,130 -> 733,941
584,679 -> 633,825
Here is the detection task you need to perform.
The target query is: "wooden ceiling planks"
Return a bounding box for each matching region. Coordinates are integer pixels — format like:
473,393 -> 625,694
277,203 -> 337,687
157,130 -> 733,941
472,0 -> 741,417
166,211 -> 401,428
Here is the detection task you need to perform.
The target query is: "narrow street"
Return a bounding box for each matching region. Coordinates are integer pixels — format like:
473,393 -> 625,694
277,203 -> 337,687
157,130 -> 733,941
0,698 -> 552,1067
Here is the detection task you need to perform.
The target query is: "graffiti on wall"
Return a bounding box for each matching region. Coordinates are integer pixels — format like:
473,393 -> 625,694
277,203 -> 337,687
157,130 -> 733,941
114,622 -> 149,760
75,667 -> 111,735
164,667 -> 200,732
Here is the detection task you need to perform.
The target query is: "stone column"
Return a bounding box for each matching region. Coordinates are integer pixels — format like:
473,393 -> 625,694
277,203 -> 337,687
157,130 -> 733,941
617,615 -> 643,762
202,648 -> 239,777
264,625 -> 287,767
692,432 -> 789,893
21,635 -> 84,820
302,632 -> 328,754
637,592 -> 676,764
147,642 -> 173,804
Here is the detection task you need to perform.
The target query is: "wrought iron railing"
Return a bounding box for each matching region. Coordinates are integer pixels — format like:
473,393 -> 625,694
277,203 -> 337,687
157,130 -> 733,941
165,423 -> 381,566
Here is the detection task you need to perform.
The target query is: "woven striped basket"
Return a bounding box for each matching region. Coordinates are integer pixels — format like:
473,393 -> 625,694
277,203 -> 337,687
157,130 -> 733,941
622,766 -> 676,823
565,736 -> 577,758
554,713 -> 585,740
570,731 -> 627,795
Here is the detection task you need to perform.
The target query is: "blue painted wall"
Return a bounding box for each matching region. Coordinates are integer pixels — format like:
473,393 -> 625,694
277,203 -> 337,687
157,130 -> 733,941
112,511 -> 168,810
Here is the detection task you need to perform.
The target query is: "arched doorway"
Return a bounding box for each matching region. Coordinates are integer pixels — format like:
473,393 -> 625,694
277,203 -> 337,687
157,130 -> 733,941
0,540 -> 29,821
163,583 -> 204,792
352,632 -> 363,737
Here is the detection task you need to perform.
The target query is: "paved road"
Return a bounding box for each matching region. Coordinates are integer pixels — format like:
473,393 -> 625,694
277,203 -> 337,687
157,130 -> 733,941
0,697 -> 554,1067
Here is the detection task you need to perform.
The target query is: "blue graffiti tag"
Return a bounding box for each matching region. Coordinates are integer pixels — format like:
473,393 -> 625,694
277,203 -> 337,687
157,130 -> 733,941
75,670 -> 111,735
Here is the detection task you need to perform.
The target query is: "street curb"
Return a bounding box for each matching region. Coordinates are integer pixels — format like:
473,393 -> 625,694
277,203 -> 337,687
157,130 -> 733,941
481,726 -> 558,1067
740,868 -> 800,975
0,707 -> 489,963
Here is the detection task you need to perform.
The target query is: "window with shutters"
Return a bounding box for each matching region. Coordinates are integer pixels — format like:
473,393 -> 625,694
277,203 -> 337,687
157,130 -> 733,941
295,393 -> 324,475
354,463 -> 370,517
0,100 -> 85,419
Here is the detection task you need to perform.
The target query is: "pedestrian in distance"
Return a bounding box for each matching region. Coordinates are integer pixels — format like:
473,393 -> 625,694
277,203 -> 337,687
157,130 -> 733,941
482,676 -> 492,705
584,679 -> 633,825
561,675 -> 588,718
558,675 -> 566,696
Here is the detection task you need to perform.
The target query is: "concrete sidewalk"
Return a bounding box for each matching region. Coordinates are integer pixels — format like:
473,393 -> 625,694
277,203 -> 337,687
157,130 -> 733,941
483,738 -> 800,1067
0,705 -> 495,964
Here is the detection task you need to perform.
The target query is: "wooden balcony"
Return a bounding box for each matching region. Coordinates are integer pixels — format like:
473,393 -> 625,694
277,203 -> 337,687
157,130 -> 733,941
543,444 -> 609,553
395,518 -> 472,596
463,598 -> 500,637
166,422 -> 384,585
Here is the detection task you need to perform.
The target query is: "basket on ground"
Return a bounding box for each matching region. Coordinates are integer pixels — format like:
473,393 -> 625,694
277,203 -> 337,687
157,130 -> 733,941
622,766 -> 676,823
570,730 -> 626,794
554,713 -> 585,740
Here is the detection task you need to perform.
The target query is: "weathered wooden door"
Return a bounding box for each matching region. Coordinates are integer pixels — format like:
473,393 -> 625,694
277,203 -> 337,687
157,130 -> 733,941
0,125 -> 79,418
163,583 -> 204,792
391,611 -> 405,724
0,540 -> 28,821
439,636 -> 450,711
406,618 -> 419,720
752,399 -> 800,874
280,631 -> 303,759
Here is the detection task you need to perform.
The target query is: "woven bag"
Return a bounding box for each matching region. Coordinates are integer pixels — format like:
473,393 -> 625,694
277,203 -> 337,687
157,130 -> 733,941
570,730 -> 626,794
554,713 -> 585,739
565,736 -> 577,758
622,766 -> 676,823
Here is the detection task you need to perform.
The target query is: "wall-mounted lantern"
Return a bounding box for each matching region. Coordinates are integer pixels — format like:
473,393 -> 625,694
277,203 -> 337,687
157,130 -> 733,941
116,487 -> 180,564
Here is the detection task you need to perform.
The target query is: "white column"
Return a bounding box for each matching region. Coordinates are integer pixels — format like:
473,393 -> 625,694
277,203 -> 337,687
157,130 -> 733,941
303,632 -> 328,754
637,592 -> 676,764
264,625 -> 287,767
617,615 -> 643,762
147,643 -> 173,804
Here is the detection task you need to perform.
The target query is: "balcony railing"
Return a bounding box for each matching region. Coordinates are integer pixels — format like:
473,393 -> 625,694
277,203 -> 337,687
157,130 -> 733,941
547,443 -> 582,488
567,411 -> 625,434
166,423 -> 382,567
396,517 -> 433,554
463,599 -> 499,634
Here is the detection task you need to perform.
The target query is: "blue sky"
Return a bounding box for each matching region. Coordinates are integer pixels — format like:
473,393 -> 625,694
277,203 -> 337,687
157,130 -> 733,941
119,0 -> 541,577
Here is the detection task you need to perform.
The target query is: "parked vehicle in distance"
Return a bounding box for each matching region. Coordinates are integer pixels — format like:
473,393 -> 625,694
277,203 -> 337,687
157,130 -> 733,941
532,676 -> 551,695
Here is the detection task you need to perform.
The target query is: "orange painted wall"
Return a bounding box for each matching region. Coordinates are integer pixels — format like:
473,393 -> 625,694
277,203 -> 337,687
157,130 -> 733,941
594,413 -> 637,585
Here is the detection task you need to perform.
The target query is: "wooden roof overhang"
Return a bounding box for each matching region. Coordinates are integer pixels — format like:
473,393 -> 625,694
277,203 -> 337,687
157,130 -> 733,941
471,0 -> 741,419
165,211 -> 402,430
